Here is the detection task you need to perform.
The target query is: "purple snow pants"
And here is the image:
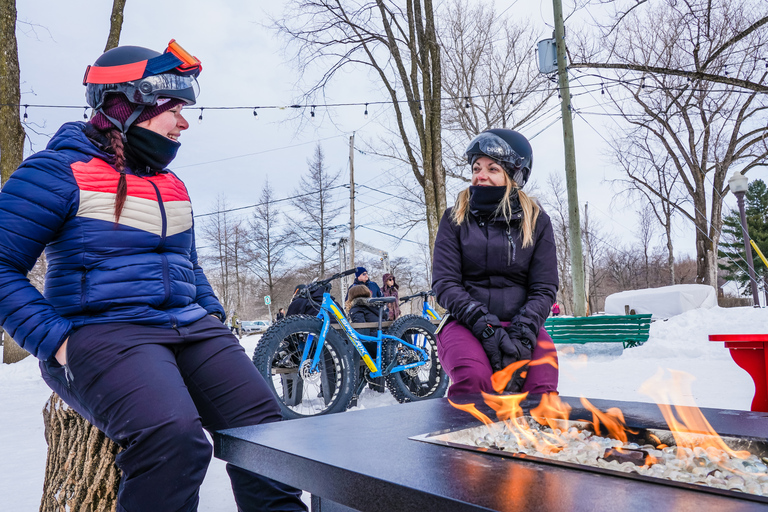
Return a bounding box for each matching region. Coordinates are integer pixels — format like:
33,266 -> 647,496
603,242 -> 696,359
40,315 -> 306,512
436,319 -> 558,398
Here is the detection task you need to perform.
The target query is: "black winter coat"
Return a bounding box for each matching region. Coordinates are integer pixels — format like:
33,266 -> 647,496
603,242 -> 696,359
286,286 -> 327,317
349,297 -> 382,337
432,206 -> 558,341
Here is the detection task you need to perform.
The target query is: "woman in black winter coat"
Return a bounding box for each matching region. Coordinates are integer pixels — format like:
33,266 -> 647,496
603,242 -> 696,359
432,129 -> 559,397
346,285 -> 380,336
345,285 -> 386,392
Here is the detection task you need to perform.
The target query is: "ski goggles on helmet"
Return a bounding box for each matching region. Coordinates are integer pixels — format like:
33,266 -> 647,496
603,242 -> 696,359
465,132 -> 526,170
83,39 -> 202,86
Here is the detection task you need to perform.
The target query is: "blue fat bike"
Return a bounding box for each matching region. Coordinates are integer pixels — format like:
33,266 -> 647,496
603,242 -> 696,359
399,290 -> 441,321
252,269 -> 449,419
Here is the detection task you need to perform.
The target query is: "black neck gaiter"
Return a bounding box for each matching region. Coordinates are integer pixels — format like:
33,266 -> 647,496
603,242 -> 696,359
469,186 -> 508,217
125,125 -> 181,171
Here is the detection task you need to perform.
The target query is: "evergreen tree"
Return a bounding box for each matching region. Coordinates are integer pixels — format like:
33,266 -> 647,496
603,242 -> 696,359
719,179 -> 768,296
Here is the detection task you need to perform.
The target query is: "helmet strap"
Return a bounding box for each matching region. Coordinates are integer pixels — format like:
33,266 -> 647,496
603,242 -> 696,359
99,104 -> 147,134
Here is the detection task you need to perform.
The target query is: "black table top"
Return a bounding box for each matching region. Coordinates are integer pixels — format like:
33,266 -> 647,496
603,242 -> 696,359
214,396 -> 768,512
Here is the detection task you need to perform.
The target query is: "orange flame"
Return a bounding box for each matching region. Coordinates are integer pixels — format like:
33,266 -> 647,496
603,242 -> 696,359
531,340 -> 559,370
579,397 -> 636,444
490,360 -> 530,394
639,368 -> 751,459
448,399 -> 496,428
530,393 -> 572,431
482,391 -> 529,423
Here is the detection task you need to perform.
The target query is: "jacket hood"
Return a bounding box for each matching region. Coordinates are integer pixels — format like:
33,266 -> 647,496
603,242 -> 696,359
46,122 -> 115,163
351,297 -> 374,308
382,273 -> 398,288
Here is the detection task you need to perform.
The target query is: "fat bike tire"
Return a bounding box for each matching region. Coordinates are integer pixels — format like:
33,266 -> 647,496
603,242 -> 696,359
383,315 -> 449,403
253,315 -> 355,419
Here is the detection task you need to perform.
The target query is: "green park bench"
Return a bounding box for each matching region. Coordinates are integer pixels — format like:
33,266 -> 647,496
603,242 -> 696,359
544,314 -> 653,349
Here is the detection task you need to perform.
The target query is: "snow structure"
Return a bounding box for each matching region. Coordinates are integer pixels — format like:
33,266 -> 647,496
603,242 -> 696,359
604,284 -> 717,319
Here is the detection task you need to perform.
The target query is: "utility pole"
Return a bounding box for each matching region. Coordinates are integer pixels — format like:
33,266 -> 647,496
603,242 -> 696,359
349,133 -> 356,270
553,0 -> 586,317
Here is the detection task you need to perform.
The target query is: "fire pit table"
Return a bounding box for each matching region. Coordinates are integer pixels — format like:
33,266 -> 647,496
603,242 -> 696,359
213,396 -> 768,512
710,334 -> 768,412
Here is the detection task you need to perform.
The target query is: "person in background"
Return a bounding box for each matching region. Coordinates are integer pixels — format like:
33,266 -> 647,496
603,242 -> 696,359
286,283 -> 328,317
432,128 -> 559,398
381,273 -> 401,321
230,311 -> 242,337
551,302 -> 561,317
0,41 -> 306,511
345,284 -> 386,393
276,308 -> 286,321
345,266 -> 381,301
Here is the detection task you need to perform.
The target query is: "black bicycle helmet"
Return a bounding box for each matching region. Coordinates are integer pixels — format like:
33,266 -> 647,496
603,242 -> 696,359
465,128 -> 533,187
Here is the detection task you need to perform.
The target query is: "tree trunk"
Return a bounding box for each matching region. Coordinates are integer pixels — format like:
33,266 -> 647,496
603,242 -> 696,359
665,225 -> 676,285
0,0 -> 25,185
40,393 -> 120,512
103,0 -> 126,51
2,329 -> 30,363
1,0 -> 32,364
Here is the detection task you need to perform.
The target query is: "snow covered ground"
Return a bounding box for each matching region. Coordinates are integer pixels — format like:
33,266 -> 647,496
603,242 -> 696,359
1,306 -> 764,511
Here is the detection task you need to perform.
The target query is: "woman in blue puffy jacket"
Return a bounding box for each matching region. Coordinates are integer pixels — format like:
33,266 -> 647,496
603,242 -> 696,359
0,42 -> 305,511
432,129 -> 559,398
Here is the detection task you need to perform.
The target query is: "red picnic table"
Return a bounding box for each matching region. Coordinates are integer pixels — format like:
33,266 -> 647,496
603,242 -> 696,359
709,334 -> 768,412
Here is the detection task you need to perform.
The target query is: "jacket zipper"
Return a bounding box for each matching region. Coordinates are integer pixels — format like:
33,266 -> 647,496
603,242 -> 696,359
506,226 -> 517,265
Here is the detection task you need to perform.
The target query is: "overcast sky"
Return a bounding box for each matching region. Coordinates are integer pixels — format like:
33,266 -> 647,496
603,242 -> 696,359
15,0 -> 766,269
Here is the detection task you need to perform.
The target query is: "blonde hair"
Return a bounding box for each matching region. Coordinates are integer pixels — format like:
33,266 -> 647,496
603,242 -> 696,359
345,285 -> 371,313
451,177 -> 540,248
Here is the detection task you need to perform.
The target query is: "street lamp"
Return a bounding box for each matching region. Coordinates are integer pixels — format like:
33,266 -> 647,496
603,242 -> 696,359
728,172 -> 760,307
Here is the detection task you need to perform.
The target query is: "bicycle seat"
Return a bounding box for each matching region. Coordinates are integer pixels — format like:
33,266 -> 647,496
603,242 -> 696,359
366,296 -> 396,306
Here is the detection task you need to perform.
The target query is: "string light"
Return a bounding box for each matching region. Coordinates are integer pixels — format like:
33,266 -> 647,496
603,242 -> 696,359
641,77 -> 646,89
418,101 -> 422,113
464,97 -> 470,109
509,92 -> 514,105
23,104 -> 28,123
198,108 -> 204,124
83,107 -> 88,120
601,82 -> 605,95
310,105 -> 316,118
364,103 -> 368,119
253,107 -> 258,118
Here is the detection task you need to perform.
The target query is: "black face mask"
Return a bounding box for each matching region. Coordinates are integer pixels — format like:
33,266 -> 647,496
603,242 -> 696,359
469,186 -> 507,216
124,125 -> 181,171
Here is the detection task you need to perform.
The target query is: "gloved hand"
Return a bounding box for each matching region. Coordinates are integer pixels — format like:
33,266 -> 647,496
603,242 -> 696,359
470,314 -> 509,372
500,323 -> 536,393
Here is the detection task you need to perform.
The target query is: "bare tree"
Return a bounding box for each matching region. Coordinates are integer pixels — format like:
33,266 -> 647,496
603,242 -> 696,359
439,0 -> 555,181
247,180 -> 294,308
290,144 -> 344,277
199,197 -> 249,315
277,0 -> 446,251
611,133 -> 683,285
541,174 -> 574,315
636,204 -> 655,288
573,0 -> 768,287
572,0 -> 768,94
104,0 -> 126,51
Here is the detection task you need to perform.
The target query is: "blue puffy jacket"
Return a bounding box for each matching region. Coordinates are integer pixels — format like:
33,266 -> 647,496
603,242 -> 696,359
0,122 -> 225,361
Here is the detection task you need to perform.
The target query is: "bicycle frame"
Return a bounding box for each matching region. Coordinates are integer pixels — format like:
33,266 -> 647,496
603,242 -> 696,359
422,300 -> 441,321
301,292 -> 430,378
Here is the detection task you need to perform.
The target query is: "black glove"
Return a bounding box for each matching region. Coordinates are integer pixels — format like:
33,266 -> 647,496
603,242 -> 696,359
499,324 -> 536,393
470,314 -> 509,372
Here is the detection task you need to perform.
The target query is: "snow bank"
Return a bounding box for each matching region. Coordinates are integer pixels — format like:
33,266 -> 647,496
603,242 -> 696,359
604,284 -> 717,319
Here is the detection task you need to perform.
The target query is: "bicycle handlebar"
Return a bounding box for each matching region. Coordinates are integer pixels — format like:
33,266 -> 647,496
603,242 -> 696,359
309,268 -> 357,290
399,290 -> 435,304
